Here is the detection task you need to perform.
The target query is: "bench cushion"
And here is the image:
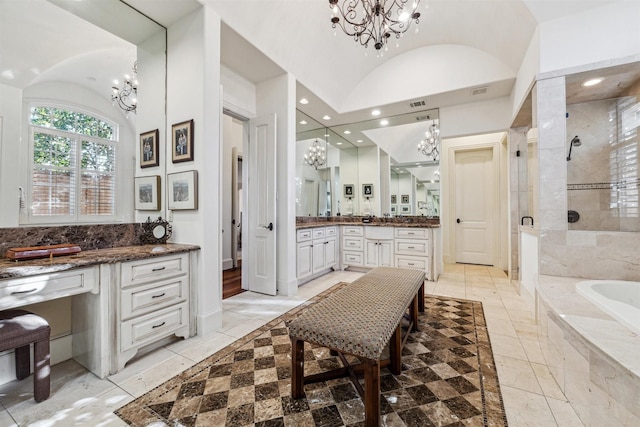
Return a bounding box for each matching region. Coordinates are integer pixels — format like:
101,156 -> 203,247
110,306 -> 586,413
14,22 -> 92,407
0,310 -> 50,352
288,267 -> 424,360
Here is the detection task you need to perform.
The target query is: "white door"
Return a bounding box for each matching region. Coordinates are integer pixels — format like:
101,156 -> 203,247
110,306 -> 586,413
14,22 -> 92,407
454,148 -> 494,265
247,114 -> 277,295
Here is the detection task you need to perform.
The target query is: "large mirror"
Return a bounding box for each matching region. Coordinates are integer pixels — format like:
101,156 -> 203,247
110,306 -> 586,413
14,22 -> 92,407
0,0 -> 167,227
296,107 -> 440,217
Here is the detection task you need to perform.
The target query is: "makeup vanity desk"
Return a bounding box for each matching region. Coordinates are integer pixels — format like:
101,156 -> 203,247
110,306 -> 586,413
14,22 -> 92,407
0,244 -> 199,378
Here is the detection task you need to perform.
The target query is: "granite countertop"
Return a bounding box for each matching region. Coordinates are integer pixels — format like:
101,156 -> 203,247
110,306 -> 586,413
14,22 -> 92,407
296,219 -> 440,229
0,243 -> 200,280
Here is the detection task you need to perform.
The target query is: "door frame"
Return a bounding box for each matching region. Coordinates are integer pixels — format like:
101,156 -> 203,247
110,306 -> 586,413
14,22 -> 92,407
446,142 -> 501,267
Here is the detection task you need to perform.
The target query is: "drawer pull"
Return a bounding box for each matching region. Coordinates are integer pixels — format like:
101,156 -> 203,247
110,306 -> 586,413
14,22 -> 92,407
11,288 -> 38,295
151,293 -> 166,299
407,246 -> 415,249
152,266 -> 166,272
152,321 -> 166,329
408,263 -> 415,266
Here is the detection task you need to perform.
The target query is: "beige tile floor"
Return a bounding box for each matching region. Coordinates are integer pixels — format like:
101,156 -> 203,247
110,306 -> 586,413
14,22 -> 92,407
0,266 -> 584,426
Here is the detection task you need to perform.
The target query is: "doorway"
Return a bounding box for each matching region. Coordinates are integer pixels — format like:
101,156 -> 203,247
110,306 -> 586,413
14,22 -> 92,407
222,113 -> 246,299
453,147 -> 496,265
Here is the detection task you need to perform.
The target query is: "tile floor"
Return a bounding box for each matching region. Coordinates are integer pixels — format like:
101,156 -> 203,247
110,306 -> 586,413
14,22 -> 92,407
0,265 -> 584,426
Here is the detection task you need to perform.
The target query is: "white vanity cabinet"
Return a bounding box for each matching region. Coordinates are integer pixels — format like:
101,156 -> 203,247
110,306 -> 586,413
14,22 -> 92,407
394,227 -> 433,280
113,252 -> 192,373
297,226 -> 337,284
341,225 -> 364,267
364,226 -> 394,268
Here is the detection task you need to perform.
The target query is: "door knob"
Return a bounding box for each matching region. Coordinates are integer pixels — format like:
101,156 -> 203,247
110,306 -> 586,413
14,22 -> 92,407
456,218 -> 461,224
264,222 -> 273,231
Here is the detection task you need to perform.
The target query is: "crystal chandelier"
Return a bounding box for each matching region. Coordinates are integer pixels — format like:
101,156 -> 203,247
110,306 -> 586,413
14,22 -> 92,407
111,61 -> 137,114
329,0 -> 422,51
304,139 -> 326,169
417,121 -> 440,161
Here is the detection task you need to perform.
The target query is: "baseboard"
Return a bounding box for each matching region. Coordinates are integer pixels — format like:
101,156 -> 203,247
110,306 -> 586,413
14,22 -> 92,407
197,308 -> 222,336
0,334 -> 73,385
222,258 -> 233,271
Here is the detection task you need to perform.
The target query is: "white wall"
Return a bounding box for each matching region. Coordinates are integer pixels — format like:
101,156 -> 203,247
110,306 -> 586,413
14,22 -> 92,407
166,5 -> 223,335
357,146 -> 379,216
0,84 -> 22,227
221,65 -> 256,118
440,96 -> 513,139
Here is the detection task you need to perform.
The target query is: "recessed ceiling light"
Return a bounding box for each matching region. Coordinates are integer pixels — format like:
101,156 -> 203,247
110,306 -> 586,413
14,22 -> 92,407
299,120 -> 307,125
299,98 -> 309,104
337,142 -> 343,145
344,130 -> 351,134
371,109 -> 381,116
357,139 -> 363,143
325,134 -> 330,138
380,119 -> 389,126
323,115 -> 331,120
582,78 -> 603,87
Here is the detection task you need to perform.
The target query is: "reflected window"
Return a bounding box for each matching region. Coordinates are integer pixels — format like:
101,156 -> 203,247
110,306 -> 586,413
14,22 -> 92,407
28,105 -> 118,222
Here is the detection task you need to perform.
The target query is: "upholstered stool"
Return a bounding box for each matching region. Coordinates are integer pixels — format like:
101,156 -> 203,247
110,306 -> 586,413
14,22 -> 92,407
0,310 -> 51,402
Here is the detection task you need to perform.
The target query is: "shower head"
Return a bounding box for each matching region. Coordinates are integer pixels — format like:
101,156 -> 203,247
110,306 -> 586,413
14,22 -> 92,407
567,135 -> 581,161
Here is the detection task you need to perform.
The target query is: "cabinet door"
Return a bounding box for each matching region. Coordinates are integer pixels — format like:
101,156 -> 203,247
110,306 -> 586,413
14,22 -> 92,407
296,241 -> 313,279
325,238 -> 337,269
312,239 -> 326,274
379,241 -> 394,267
364,240 -> 379,268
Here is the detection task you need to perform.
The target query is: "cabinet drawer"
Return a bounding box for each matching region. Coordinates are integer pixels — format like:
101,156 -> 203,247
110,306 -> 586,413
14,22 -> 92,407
394,228 -> 429,239
312,228 -> 325,239
121,276 -> 188,320
342,226 -> 363,236
395,255 -> 429,271
120,302 -> 188,352
395,239 -> 429,256
296,229 -> 313,242
0,268 -> 97,309
121,253 -> 188,288
343,251 -> 364,266
325,226 -> 337,237
343,236 -> 363,251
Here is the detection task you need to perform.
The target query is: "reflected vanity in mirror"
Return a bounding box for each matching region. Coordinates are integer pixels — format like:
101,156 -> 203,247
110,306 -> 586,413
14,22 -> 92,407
296,107 -> 440,218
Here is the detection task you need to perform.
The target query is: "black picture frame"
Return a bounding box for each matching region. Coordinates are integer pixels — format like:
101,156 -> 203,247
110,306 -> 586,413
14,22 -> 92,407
363,183 -> 373,198
140,129 -> 159,168
344,184 -> 354,198
172,119 -> 194,163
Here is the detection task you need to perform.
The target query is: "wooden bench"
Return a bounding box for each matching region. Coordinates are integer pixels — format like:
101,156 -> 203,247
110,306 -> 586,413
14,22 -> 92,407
288,267 -> 425,427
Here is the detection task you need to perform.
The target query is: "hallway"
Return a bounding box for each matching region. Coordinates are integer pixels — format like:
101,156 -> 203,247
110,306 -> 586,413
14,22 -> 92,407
0,266 -> 582,426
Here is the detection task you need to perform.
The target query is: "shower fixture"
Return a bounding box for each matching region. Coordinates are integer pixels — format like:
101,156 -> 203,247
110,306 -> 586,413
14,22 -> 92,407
566,135 -> 581,161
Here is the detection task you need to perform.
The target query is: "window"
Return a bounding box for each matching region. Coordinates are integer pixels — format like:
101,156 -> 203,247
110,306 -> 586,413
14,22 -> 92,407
29,106 -> 118,222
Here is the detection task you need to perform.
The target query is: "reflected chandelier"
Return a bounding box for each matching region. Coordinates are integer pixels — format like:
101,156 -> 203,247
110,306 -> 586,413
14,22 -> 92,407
304,139 -> 327,169
329,0 -> 422,51
111,61 -> 138,114
417,121 -> 440,162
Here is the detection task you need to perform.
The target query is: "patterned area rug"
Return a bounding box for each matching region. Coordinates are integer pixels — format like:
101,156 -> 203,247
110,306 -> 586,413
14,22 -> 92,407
116,283 -> 507,426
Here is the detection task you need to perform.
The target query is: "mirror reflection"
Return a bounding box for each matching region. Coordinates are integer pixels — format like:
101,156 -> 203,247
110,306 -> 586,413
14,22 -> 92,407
296,108 -> 440,218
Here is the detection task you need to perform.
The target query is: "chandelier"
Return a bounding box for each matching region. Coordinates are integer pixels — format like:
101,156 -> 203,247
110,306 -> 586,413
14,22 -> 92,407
111,61 -> 137,114
417,121 -> 440,162
304,139 -> 327,169
329,0 -> 422,51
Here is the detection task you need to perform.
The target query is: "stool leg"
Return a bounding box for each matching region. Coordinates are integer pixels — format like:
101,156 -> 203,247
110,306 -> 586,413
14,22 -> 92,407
291,337 -> 305,399
33,339 -> 50,402
14,345 -> 30,380
363,359 -> 380,427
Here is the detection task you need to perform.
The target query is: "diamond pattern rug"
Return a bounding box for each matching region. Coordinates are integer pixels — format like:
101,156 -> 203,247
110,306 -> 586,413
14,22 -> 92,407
115,283 -> 507,426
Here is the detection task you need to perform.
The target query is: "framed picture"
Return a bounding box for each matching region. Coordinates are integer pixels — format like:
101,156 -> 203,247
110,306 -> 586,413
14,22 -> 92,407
140,129 -> 159,168
401,194 -> 410,204
390,194 -> 397,204
390,205 -> 397,214
168,170 -> 198,210
401,204 -> 411,214
172,119 -> 194,163
363,183 -> 373,198
134,176 -> 160,211
344,184 -> 354,198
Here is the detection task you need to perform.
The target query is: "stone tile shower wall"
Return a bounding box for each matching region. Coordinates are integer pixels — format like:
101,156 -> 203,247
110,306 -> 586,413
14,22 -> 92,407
567,97 -> 640,232
537,75 -> 640,280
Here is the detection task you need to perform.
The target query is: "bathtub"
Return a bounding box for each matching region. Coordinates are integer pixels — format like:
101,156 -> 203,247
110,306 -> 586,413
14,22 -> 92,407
576,280 -> 640,335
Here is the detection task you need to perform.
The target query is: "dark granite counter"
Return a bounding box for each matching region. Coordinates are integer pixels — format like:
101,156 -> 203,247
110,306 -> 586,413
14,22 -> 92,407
0,244 -> 200,280
296,216 -> 440,229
